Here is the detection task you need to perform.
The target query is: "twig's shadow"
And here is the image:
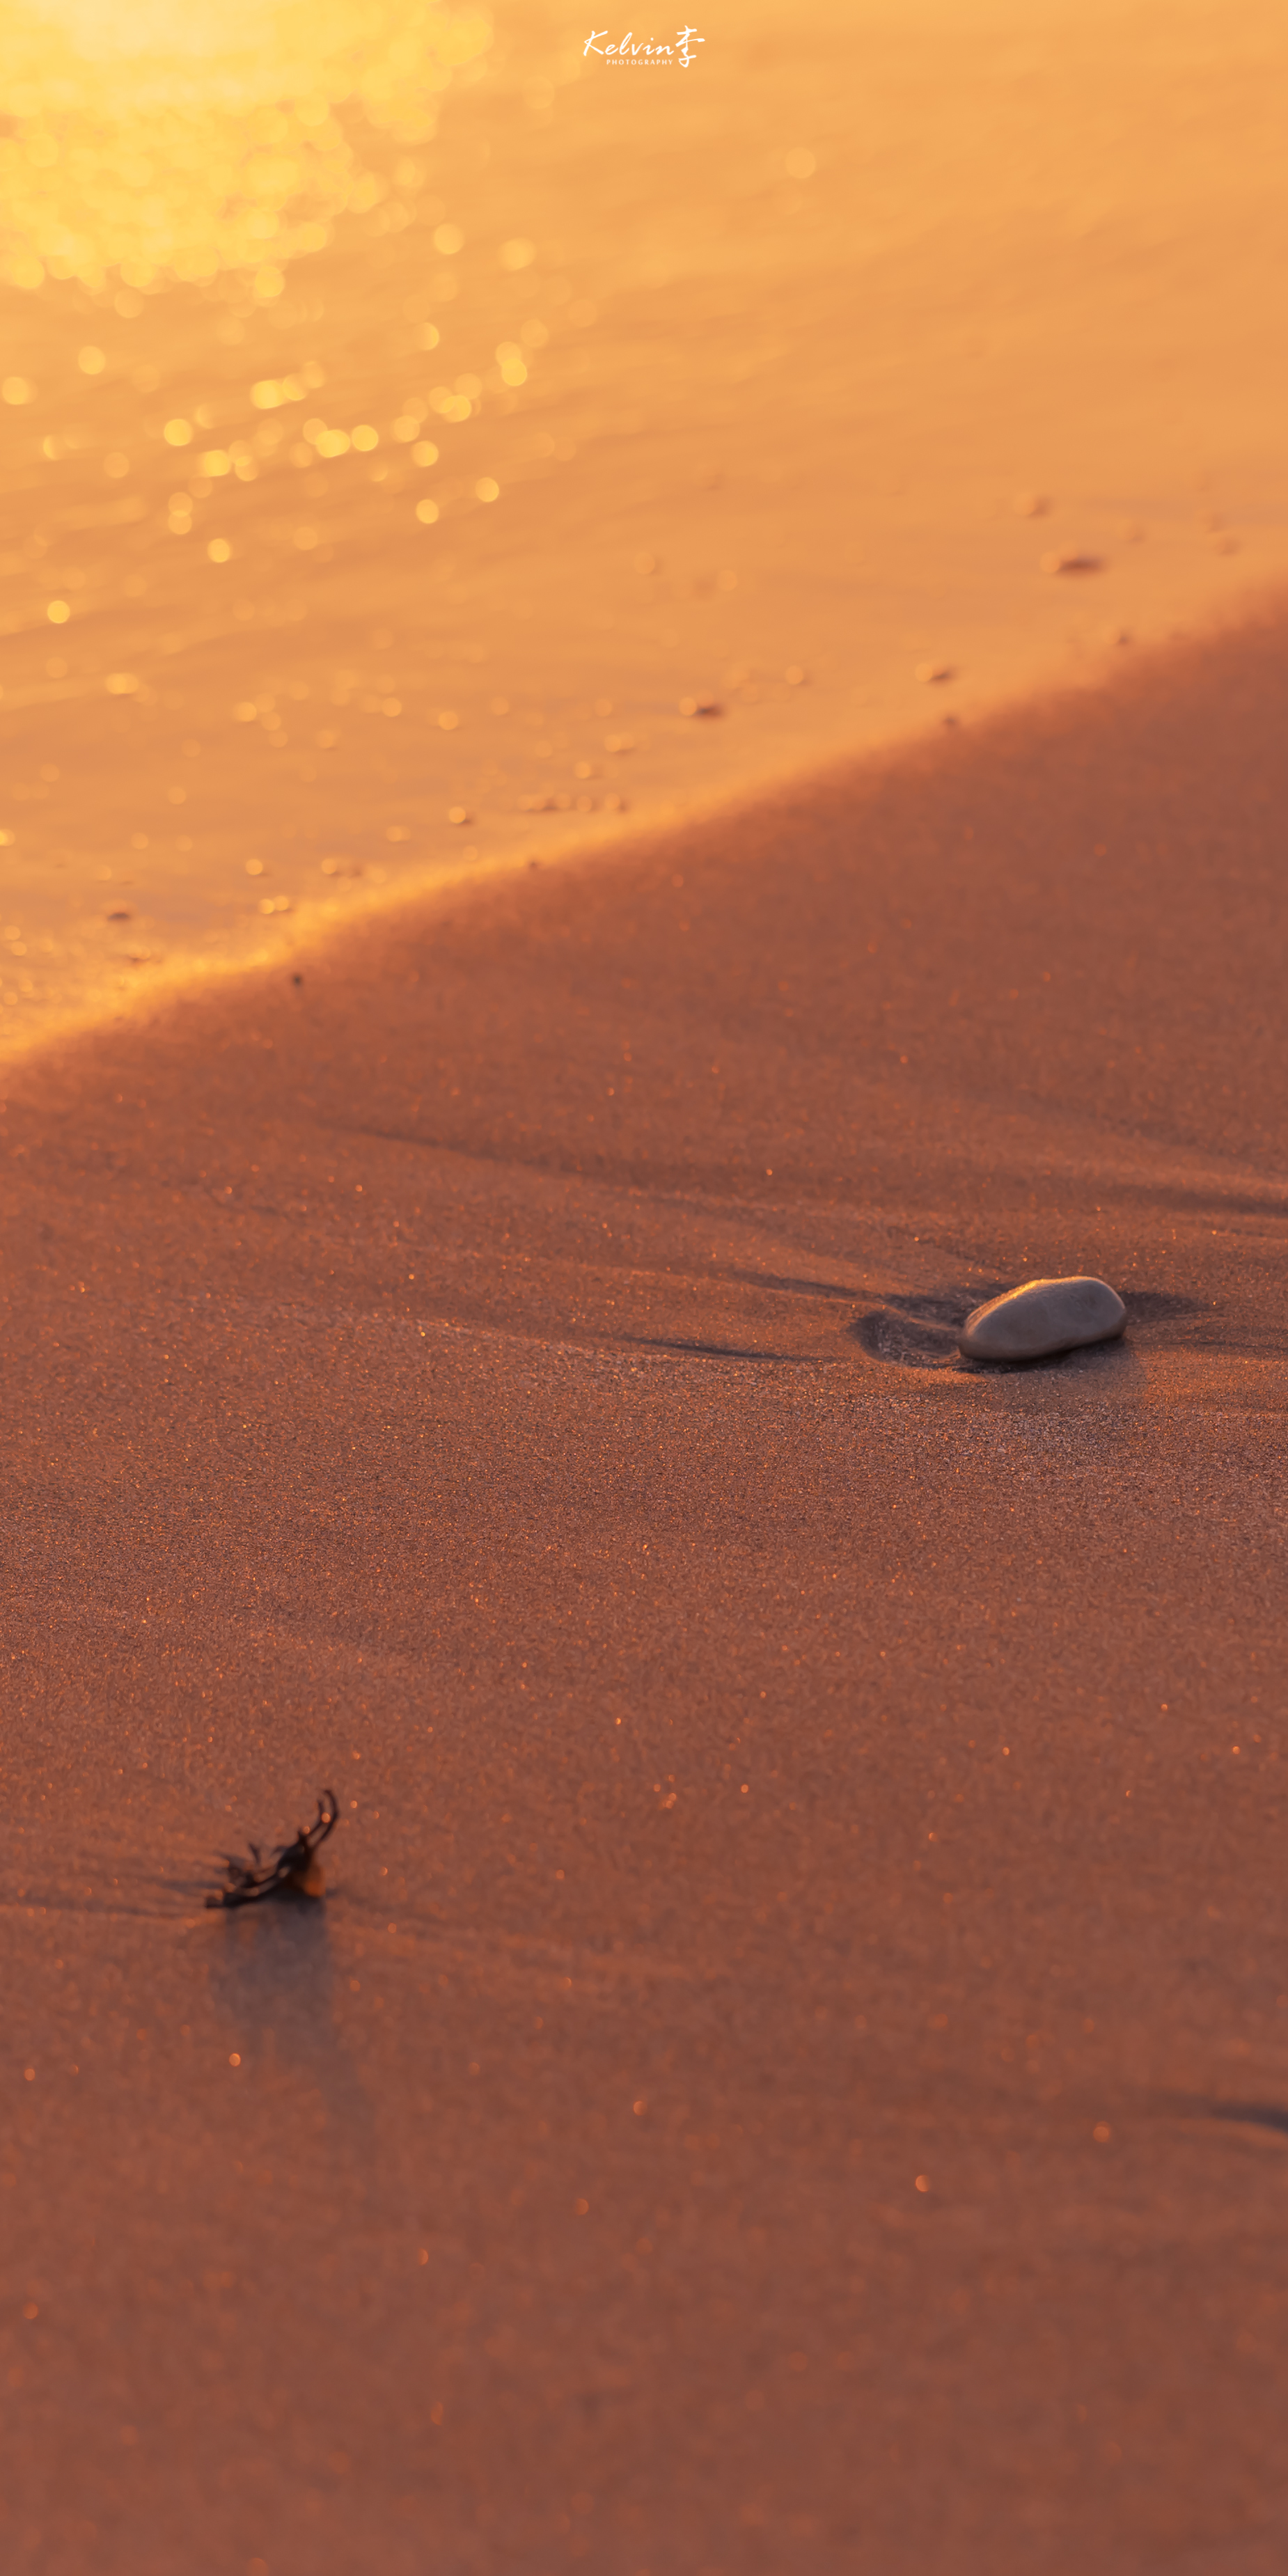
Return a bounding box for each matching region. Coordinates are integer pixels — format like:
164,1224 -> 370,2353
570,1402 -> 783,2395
203,1896 -> 373,2153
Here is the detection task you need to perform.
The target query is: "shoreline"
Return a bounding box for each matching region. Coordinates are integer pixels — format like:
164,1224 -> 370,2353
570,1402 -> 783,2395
6,580 -> 1287,1080
5,0 -> 1288,1064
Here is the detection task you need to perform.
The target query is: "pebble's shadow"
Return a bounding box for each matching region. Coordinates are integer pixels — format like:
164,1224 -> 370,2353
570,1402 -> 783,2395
1206,2100 -> 1288,2139
1159,2094 -> 1288,2146
853,1285 -> 1208,1372
853,1289 -> 996,1372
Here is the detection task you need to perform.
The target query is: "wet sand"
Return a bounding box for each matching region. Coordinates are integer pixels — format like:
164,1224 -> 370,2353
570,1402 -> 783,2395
4,0 -> 1288,1044
3,613 -> 1288,2573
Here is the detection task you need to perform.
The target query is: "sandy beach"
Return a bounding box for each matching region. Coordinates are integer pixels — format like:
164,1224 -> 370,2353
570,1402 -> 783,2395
4,6 -> 1288,2573
5,615 -> 1288,2573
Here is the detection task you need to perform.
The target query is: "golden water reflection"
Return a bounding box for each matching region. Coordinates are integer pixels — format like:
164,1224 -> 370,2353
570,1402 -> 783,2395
1,1 -> 1285,1057
1,0 -> 491,294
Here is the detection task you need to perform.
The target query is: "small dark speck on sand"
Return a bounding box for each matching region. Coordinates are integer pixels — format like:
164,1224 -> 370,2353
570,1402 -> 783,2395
1040,548 -> 1104,576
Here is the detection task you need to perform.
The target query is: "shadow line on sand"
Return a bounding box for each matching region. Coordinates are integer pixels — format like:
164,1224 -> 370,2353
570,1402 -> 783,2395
854,1285 -> 1220,1372
1161,2095 -> 1288,2142
620,1333 -> 823,1364
1207,2100 -> 1288,2139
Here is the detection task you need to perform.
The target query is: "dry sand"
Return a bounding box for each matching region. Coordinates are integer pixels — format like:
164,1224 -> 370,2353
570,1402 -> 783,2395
4,613 -> 1288,2573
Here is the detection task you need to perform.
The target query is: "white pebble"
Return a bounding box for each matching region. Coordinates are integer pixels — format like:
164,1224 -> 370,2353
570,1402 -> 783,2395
959,1275 -> 1126,1363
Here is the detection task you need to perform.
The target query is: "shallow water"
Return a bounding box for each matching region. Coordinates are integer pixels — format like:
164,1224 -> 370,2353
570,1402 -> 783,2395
1,0 -> 1285,1054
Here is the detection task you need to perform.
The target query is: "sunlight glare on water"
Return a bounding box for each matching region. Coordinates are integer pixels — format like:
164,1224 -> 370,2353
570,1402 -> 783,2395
1,0 -> 1284,1060
1,0 -> 492,292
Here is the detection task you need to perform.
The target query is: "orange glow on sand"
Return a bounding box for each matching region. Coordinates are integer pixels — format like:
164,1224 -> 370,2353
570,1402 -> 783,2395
3,6 -> 1288,2568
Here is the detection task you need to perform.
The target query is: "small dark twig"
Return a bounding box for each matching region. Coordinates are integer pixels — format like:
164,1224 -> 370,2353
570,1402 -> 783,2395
205,1791 -> 340,1910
